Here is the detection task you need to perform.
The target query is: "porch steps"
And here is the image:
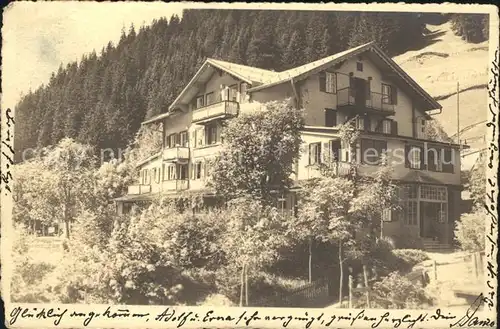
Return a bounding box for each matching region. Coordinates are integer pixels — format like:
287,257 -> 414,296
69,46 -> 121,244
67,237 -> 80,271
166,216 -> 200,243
422,238 -> 454,253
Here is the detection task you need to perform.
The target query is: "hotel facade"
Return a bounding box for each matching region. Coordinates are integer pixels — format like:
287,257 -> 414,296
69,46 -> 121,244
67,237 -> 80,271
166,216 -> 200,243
116,42 -> 465,249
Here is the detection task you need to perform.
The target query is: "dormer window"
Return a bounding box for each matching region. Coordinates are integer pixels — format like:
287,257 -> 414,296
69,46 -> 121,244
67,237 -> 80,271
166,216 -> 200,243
356,62 -> 363,72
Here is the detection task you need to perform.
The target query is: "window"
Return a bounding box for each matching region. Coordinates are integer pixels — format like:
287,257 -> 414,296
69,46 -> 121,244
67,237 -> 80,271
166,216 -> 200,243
325,109 -> 337,127
193,162 -> 202,179
382,84 -> 398,105
196,95 -> 205,108
196,127 -> 205,147
229,84 -> 238,102
382,208 -> 392,222
329,140 -> 341,162
356,62 -> 363,72
382,84 -> 393,104
382,120 -> 392,134
167,165 -> 176,180
420,185 -> 447,201
406,145 -> 422,169
167,133 -> 178,148
308,143 -> 322,165
418,119 -> 426,139
206,124 -> 219,145
205,92 -> 214,106
405,200 -> 418,225
361,139 -> 387,164
178,164 -> 188,180
356,116 -> 365,130
319,72 -> 337,94
179,131 -> 188,147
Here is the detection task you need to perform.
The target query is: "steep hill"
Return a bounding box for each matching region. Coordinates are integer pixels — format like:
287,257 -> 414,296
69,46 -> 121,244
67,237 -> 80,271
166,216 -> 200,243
394,22 -> 489,168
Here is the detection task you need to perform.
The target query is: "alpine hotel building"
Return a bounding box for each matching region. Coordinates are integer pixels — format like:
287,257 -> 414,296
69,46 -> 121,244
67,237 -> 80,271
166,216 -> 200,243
115,42 -> 466,250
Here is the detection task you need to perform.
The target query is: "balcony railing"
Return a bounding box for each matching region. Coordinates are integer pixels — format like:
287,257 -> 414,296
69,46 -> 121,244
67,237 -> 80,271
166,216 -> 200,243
128,184 -> 151,195
163,146 -> 190,162
337,87 -> 395,114
192,101 -> 239,123
162,179 -> 189,191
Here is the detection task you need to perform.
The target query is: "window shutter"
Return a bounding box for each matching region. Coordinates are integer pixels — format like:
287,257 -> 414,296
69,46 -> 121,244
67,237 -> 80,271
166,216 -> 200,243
364,115 -> 370,131
404,145 -> 411,168
443,148 -> 454,173
391,121 -> 398,135
391,86 -> 398,105
427,148 -> 436,171
319,72 -> 326,92
419,146 -> 425,170
308,144 -> 313,165
366,79 -> 371,98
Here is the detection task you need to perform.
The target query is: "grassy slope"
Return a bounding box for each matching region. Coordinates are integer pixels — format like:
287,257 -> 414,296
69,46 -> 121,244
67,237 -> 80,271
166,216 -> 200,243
394,22 -> 489,169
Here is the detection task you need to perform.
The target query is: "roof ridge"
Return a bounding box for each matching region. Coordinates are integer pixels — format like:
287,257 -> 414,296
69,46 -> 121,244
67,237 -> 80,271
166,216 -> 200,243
207,58 -> 277,73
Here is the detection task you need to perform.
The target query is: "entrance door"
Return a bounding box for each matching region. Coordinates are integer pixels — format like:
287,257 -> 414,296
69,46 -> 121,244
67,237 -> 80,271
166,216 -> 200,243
420,202 -> 440,239
352,78 -> 367,107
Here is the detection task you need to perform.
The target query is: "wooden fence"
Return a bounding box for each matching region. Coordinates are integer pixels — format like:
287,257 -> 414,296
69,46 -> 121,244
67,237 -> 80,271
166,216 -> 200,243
251,278 -> 331,307
423,251 -> 485,281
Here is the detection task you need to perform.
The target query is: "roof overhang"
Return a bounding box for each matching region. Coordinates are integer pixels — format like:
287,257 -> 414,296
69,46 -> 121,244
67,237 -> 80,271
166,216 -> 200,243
136,152 -> 161,168
248,43 -> 441,112
168,59 -> 253,112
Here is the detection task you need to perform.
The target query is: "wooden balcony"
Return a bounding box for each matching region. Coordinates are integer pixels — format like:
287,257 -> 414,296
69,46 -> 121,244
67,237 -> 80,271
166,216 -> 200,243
337,87 -> 395,116
192,101 -> 239,124
161,179 -> 189,192
163,147 -> 189,162
305,161 -> 356,179
128,184 -> 151,195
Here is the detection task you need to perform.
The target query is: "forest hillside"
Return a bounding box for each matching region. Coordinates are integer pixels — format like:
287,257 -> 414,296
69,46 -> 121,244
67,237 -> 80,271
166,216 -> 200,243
13,10 -> 489,164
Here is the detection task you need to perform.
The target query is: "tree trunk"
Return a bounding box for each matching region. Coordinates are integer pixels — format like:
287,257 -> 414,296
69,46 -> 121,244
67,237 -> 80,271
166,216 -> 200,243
239,264 -> 245,307
64,220 -> 70,240
308,237 -> 313,283
245,264 -> 249,306
338,241 -> 343,306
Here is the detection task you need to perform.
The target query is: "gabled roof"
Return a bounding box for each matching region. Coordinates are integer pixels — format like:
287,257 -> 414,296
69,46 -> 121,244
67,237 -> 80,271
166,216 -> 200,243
207,58 -> 278,85
248,42 -> 441,111
167,58 -> 277,112
248,42 -> 373,89
144,41 -> 441,126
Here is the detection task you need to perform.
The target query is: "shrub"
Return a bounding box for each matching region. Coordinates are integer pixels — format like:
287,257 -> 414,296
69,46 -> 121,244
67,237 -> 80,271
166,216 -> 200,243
354,272 -> 434,309
392,249 -> 430,269
455,211 -> 485,252
11,226 -> 57,302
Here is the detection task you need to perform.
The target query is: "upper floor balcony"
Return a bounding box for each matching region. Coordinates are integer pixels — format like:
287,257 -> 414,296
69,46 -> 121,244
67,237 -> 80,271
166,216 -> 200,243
337,87 -> 396,116
305,161 -> 357,179
192,101 -> 239,124
128,184 -> 152,195
162,179 -> 189,192
163,146 -> 190,162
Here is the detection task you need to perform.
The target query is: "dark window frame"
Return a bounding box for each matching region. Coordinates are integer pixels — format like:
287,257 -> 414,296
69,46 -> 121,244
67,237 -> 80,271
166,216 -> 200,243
325,108 -> 337,127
